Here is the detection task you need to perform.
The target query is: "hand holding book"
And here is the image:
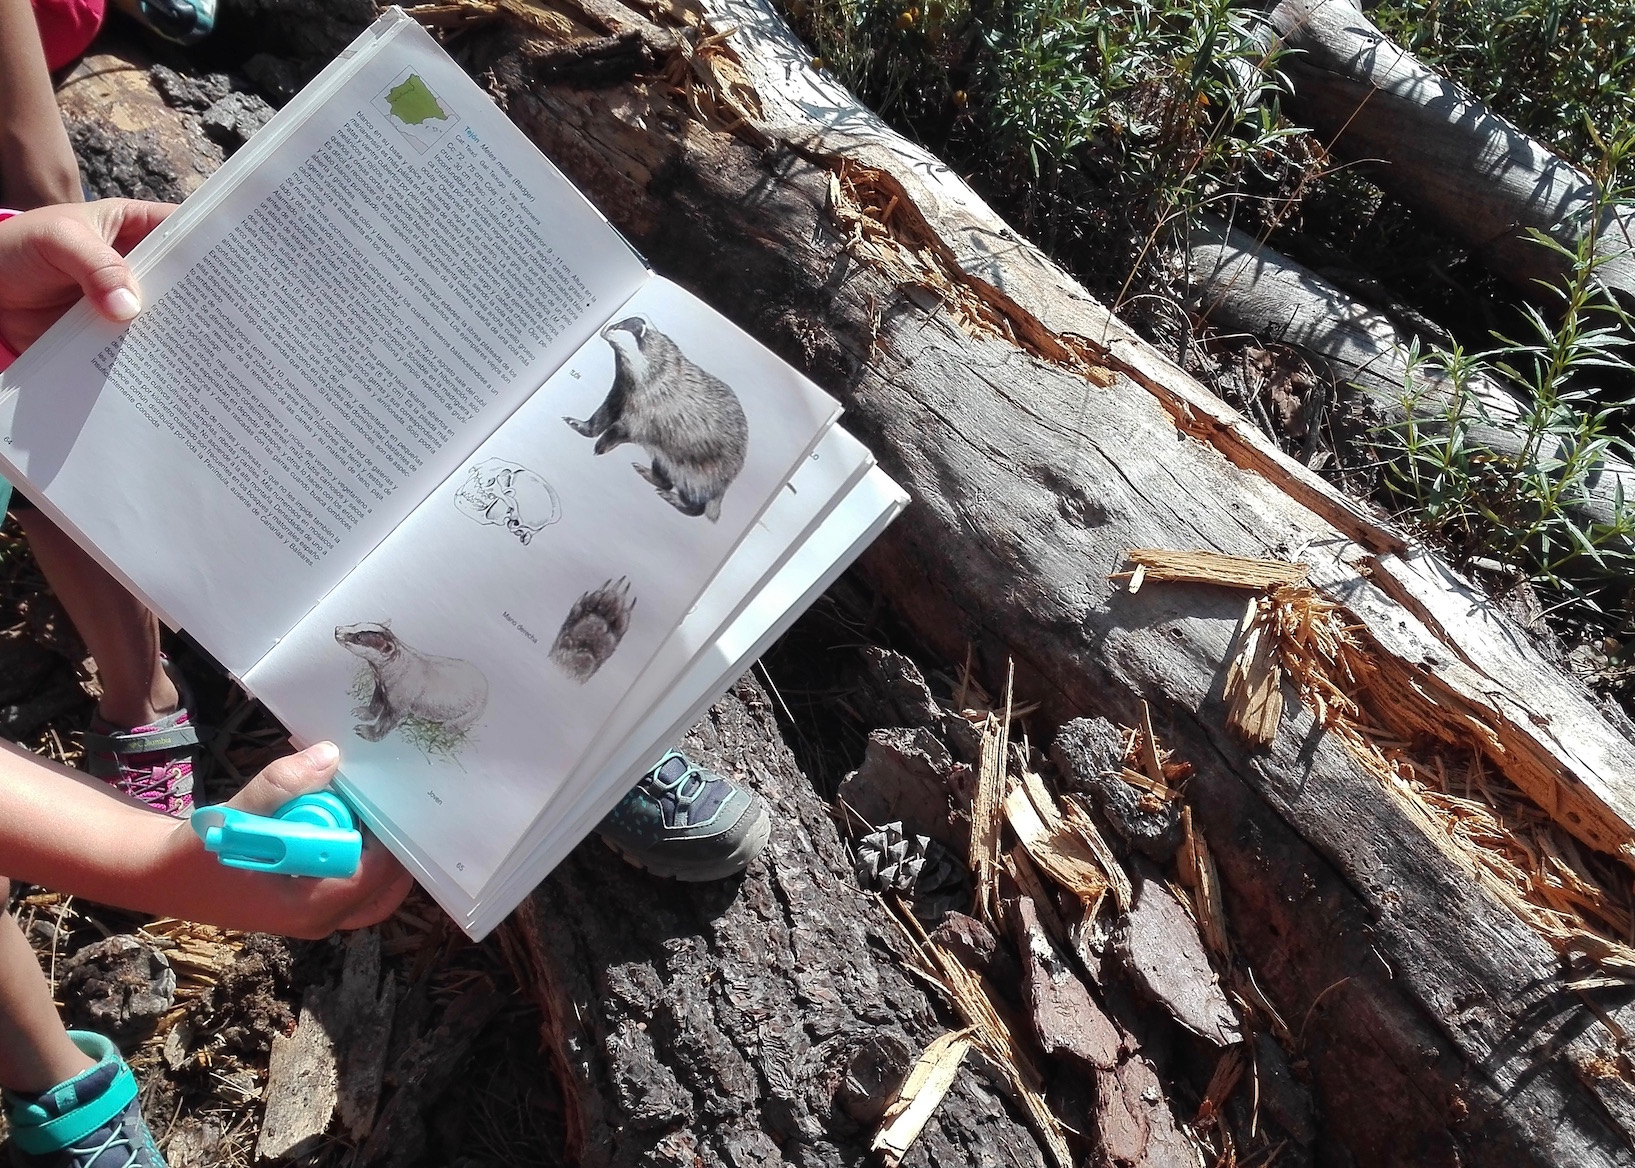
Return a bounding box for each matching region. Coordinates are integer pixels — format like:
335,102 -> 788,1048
0,200 -> 171,358
0,9 -> 907,938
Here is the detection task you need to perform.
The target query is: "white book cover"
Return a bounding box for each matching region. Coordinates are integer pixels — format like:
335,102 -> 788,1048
0,8 -> 906,936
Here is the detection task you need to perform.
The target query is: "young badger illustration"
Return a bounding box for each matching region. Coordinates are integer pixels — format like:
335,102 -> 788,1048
549,577 -> 636,682
335,622 -> 489,743
564,318 -> 749,521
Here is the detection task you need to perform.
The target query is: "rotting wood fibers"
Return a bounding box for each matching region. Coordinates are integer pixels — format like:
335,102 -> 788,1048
1124,550 -> 1635,979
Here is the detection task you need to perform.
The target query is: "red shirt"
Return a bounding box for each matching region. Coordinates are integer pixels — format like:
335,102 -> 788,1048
32,0 -> 105,72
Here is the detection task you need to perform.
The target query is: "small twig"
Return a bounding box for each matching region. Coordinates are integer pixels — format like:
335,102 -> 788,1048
1297,977 -> 1351,1049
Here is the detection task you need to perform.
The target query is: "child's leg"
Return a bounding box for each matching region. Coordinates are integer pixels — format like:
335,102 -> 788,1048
14,513 -> 177,730
0,896 -> 92,1094
1,893 -> 169,1165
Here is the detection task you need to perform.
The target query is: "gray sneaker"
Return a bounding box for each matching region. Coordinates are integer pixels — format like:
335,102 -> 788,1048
598,751 -> 771,881
2,1031 -> 168,1168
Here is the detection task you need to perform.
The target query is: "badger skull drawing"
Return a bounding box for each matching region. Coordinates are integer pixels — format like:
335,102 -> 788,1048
564,318 -> 748,522
454,458 -> 561,546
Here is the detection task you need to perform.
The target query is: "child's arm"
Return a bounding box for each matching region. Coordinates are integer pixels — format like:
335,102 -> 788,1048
0,0 -> 83,209
0,739 -> 413,937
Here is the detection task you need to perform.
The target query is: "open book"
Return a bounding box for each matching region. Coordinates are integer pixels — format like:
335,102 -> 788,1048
0,9 -> 906,939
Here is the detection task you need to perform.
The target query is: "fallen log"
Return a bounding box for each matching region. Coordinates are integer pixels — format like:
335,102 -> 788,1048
456,2 -> 1635,1162
60,8 -> 1635,1165
1183,213 -> 1635,527
1269,0 -> 1635,305
509,680 -> 1050,1168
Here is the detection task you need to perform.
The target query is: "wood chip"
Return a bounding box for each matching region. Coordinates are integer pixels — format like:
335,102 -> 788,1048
1225,596 -> 1284,746
1116,877 -> 1242,1047
1137,700 -> 1165,785
1196,1044 -> 1247,1127
1095,1056 -> 1198,1168
1118,548 -> 1308,590
969,663 -> 1015,922
1004,786 -> 1110,905
1009,896 -> 1120,1072
871,1029 -> 973,1165
335,929 -> 396,1141
255,986 -> 338,1162
1002,847 -> 1071,946
1017,762 -> 1065,834
1119,766 -> 1176,802
1061,795 -> 1133,913
1178,806 -> 1232,964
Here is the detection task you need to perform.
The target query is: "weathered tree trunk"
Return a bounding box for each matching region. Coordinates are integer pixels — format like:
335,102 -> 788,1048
461,2 -> 1635,1163
510,679 -> 1049,1168
1182,214 -> 1635,526
1270,0 -> 1635,305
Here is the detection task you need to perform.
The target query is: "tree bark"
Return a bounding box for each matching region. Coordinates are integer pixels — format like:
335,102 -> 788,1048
464,2 -> 1635,1163
1269,0 -> 1635,305
1182,213 -> 1635,527
511,679 -> 1048,1168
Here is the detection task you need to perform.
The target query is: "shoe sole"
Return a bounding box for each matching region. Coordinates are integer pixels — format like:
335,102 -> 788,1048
602,799 -> 772,882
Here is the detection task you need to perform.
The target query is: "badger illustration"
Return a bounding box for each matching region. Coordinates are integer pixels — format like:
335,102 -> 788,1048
564,318 -> 749,522
549,577 -> 636,682
335,621 -> 488,743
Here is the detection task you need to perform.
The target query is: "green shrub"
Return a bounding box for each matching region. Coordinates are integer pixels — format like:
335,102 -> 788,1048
1372,0 -> 1635,165
1371,151 -> 1635,632
779,0 -> 1300,281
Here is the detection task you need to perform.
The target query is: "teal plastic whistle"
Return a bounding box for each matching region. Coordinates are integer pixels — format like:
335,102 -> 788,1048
190,790 -> 362,878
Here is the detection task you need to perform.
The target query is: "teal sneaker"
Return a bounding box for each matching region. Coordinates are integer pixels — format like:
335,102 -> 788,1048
109,0 -> 215,44
597,751 -> 772,881
2,1031 -> 167,1168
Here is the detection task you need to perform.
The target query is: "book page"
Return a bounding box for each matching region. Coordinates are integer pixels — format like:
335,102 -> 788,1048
460,465 -> 909,938
328,436 -> 886,932
449,427 -> 875,908
244,277 -> 841,894
0,13 -> 647,676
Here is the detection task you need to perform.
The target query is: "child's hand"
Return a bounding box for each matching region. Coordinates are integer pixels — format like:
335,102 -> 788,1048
159,743 -> 415,939
0,199 -> 175,356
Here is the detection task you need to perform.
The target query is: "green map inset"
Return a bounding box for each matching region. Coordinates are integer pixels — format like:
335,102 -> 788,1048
386,75 -> 446,125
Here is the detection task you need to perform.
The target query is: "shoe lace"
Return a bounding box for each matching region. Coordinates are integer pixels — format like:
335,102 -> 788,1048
66,1119 -> 145,1168
645,756 -> 709,811
117,759 -> 190,810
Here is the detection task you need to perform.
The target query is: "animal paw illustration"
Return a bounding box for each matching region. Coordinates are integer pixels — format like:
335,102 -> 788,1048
336,621 -> 489,755
564,317 -> 748,522
549,578 -> 637,683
